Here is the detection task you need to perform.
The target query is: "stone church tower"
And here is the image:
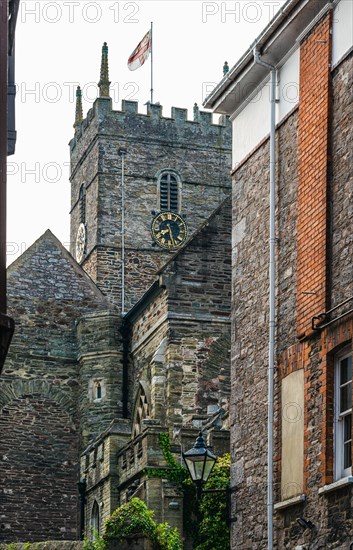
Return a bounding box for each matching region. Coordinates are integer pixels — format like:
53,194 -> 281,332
70,43 -> 231,313
0,43 -> 232,544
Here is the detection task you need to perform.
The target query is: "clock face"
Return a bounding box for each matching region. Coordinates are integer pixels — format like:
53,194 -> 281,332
76,223 -> 86,263
151,211 -> 188,251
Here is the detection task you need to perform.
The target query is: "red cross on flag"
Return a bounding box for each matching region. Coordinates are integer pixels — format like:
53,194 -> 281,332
127,30 -> 152,71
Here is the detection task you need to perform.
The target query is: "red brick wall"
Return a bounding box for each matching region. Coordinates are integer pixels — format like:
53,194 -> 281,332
297,12 -> 333,337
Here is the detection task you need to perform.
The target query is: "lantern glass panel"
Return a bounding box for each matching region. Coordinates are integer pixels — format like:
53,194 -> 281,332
203,455 -> 216,482
185,456 -> 205,481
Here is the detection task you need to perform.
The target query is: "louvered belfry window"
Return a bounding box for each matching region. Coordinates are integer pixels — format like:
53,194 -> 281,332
160,172 -> 179,212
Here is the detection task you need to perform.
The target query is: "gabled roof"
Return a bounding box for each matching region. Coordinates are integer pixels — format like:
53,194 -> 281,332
7,229 -> 109,306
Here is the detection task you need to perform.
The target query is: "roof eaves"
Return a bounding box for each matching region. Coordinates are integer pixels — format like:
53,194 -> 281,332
203,0 -> 306,111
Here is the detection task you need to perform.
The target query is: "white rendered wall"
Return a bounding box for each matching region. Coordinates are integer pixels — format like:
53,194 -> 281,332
332,0 -> 353,66
277,48 -> 300,122
232,48 -> 300,166
232,80 -> 270,165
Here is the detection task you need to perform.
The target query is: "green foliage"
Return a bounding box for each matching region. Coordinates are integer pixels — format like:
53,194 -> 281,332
103,498 -> 182,550
155,522 -> 182,550
83,529 -> 106,550
146,433 -> 188,485
146,433 -> 230,549
104,498 -> 156,542
194,454 -> 231,550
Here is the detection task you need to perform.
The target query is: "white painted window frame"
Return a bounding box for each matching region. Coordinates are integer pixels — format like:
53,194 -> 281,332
334,347 -> 352,481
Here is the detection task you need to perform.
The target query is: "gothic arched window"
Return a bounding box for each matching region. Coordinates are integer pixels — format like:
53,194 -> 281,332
90,501 -> 100,536
79,184 -> 86,224
158,171 -> 181,213
133,384 -> 150,438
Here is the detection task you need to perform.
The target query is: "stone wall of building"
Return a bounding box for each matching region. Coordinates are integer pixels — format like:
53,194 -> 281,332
128,288 -> 169,422
127,197 -> 232,429
331,53 -> 353,308
0,232 -> 110,543
161,198 -> 232,426
81,419 -> 131,536
230,19 -> 353,548
231,107 -> 299,548
77,312 -> 124,446
274,49 -> 353,550
0,395 -> 78,542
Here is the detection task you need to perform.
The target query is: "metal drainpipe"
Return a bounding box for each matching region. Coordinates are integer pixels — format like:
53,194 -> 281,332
253,46 -> 277,550
119,148 -> 127,316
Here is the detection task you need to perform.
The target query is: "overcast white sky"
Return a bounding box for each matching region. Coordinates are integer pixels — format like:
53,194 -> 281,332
7,0 -> 286,264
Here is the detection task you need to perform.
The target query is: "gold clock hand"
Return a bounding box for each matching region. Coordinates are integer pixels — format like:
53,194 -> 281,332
167,224 -> 176,247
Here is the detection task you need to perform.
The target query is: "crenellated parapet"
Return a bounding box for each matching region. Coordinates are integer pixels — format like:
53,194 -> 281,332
69,98 -> 231,153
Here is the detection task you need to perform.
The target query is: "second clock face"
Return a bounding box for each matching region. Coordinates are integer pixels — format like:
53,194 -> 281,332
151,211 -> 188,251
76,223 -> 86,263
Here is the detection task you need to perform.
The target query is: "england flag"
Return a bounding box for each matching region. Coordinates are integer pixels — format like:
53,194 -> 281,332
127,30 -> 152,71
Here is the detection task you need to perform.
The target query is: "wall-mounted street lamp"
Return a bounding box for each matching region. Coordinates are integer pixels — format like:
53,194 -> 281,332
182,431 -> 236,525
182,431 -> 217,500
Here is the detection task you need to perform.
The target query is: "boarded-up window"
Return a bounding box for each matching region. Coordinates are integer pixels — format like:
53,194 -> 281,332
281,369 -> 304,500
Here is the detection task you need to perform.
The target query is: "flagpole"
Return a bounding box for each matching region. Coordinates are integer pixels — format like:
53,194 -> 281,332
150,21 -> 154,104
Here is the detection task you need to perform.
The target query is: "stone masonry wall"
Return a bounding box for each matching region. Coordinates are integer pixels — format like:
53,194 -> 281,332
331,53 -> 353,308
77,313 -> 124,447
82,420 -> 131,535
128,198 -> 231,429
231,108 -> 299,549
230,38 -> 353,550
0,232 -> 109,542
129,289 -> 169,421
162,199 -> 232,426
83,247 -> 167,313
0,397 -> 78,543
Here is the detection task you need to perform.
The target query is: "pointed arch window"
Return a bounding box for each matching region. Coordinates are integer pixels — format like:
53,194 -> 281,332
133,384 -> 150,438
158,171 -> 181,213
90,501 -> 100,537
79,184 -> 86,224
